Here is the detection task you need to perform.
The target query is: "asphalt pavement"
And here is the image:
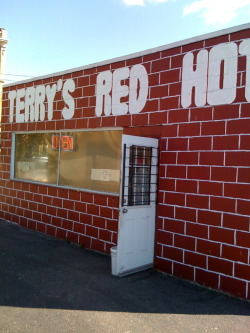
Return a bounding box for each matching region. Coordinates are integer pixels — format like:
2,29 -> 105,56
0,219 -> 249,333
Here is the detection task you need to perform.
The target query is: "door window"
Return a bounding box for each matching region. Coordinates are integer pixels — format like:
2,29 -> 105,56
122,145 -> 158,206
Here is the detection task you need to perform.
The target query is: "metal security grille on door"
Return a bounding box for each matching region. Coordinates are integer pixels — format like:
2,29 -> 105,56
122,144 -> 158,207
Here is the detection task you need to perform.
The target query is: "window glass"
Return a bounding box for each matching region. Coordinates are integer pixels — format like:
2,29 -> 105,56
13,130 -> 122,194
59,131 -> 122,193
128,146 -> 152,206
14,133 -> 59,184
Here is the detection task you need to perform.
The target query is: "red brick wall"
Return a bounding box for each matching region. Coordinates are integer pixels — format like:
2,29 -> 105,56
0,179 -> 120,254
1,26 -> 249,299
154,29 -> 250,300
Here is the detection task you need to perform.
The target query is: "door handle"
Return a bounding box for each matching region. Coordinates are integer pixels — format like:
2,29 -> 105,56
122,208 -> 128,214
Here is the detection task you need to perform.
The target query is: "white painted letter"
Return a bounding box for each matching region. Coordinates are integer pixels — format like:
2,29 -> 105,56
25,87 -> 35,122
95,70 -> 112,116
239,39 -> 250,102
16,88 -> 25,123
112,67 -> 129,116
181,49 -> 208,108
62,79 -> 75,120
46,83 -> 57,120
35,85 -> 46,121
207,42 -> 237,105
129,64 -> 148,114
8,90 -> 16,123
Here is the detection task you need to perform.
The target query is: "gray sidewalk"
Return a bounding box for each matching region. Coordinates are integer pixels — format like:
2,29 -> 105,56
0,219 -> 249,333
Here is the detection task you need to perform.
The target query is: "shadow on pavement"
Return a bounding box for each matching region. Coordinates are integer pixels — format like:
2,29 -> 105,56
0,219 -> 249,315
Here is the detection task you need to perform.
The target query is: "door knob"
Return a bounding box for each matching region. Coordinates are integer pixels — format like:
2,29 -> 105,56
122,208 -> 128,213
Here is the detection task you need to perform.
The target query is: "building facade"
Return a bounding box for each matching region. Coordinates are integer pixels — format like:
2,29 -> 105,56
1,24 -> 249,300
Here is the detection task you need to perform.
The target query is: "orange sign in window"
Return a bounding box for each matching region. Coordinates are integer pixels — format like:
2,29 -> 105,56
61,136 -> 73,151
52,135 -> 73,151
52,135 -> 60,150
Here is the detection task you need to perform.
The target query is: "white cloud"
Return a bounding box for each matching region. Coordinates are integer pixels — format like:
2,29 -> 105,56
183,0 -> 250,25
148,0 -> 171,2
123,0 -> 171,6
123,0 -> 144,5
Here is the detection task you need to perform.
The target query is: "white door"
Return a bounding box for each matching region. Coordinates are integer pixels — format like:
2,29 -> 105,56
115,135 -> 158,276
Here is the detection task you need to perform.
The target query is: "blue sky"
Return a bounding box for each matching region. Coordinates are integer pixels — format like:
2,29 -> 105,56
2,0 -> 250,83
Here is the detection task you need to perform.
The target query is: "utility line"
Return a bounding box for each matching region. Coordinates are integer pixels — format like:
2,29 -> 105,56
4,79 -> 27,82
5,74 -> 35,77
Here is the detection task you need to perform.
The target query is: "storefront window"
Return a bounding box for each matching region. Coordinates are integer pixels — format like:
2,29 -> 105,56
13,130 -> 122,194
14,133 -> 58,184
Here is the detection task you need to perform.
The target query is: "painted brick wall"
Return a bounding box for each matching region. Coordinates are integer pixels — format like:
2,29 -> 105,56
0,179 -> 120,254
154,29 -> 250,300
1,25 -> 249,300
